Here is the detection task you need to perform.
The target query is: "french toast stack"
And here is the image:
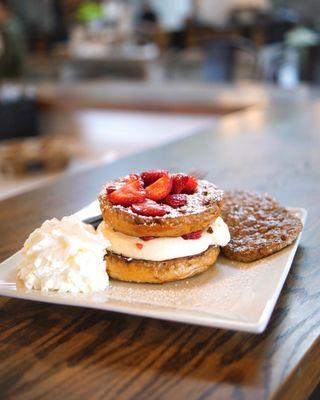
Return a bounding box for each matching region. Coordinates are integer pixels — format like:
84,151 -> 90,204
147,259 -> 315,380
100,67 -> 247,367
98,170 -> 229,283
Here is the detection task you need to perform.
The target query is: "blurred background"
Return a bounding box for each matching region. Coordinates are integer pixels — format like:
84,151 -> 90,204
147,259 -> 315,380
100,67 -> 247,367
1,0 -> 320,199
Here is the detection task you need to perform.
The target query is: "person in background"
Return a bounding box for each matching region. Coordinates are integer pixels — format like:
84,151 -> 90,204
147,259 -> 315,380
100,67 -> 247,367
148,0 -> 191,49
136,1 -> 159,44
138,1 -> 158,25
0,0 -> 26,78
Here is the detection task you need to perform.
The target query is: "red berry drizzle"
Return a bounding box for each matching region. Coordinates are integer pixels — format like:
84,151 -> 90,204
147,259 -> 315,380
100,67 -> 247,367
181,230 -> 203,240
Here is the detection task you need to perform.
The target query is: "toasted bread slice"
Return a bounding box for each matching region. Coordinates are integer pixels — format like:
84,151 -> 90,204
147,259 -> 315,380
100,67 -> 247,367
105,245 -> 220,283
99,180 -> 223,237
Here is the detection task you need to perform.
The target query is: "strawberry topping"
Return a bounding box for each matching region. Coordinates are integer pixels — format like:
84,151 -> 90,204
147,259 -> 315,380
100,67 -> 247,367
135,243 -> 143,249
131,199 -> 167,217
106,174 -> 142,194
126,173 -> 144,185
106,171 -> 198,211
145,173 -> 172,201
181,230 -> 202,240
171,173 -> 189,194
106,184 -> 118,194
108,180 -> 146,206
183,176 -> 198,194
163,194 -> 187,208
141,170 -> 168,186
140,236 -> 156,241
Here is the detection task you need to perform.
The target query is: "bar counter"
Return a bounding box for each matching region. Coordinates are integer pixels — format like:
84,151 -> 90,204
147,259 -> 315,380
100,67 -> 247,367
0,82 -> 319,400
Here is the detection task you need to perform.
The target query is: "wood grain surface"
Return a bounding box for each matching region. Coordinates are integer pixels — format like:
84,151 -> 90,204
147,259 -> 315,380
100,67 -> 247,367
36,80 -> 259,114
0,84 -> 320,400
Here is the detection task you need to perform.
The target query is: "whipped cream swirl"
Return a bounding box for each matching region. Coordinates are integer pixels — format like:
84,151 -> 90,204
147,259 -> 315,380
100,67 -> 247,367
17,216 -> 110,293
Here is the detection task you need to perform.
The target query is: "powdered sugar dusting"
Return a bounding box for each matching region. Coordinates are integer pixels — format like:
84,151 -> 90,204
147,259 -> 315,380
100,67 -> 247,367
100,179 -> 223,220
105,248 -> 294,322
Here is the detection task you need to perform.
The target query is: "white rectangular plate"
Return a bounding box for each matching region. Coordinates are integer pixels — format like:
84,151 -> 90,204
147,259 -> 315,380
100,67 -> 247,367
0,203 -> 306,333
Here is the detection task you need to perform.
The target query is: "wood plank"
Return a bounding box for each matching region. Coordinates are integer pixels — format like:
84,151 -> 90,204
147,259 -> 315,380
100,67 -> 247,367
38,96 -> 248,115
35,80 -> 260,114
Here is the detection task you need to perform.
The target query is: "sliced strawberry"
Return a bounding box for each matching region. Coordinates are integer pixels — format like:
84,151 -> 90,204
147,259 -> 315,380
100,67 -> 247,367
163,194 -> 187,208
106,174 -> 141,194
183,176 -> 198,194
108,180 -> 146,207
135,243 -> 143,249
145,174 -> 172,201
141,170 -> 168,186
125,173 -> 142,183
171,173 -> 189,194
140,236 -> 156,241
106,179 -> 125,194
106,184 -> 118,194
131,199 -> 167,217
181,230 -> 202,240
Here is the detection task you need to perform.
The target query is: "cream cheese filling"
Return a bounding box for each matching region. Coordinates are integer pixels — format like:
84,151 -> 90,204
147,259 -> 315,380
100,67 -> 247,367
98,217 -> 230,262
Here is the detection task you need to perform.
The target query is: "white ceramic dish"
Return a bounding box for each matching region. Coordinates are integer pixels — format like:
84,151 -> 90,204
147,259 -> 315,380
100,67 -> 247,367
0,201 -> 306,333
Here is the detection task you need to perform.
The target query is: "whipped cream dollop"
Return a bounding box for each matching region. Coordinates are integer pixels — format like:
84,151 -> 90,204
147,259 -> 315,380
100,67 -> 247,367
17,216 -> 110,293
98,217 -> 230,261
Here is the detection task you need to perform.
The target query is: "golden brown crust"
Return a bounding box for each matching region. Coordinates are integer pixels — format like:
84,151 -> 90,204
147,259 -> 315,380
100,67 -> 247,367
101,200 -> 221,237
105,245 -> 220,283
99,179 -> 223,237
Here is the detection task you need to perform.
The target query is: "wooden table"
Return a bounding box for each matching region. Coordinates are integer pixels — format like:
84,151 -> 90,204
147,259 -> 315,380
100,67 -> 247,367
36,80 -> 257,114
1,83 -> 319,400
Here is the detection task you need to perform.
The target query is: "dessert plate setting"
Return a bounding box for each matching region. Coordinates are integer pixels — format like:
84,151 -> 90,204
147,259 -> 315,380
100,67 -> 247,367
0,197 -> 306,333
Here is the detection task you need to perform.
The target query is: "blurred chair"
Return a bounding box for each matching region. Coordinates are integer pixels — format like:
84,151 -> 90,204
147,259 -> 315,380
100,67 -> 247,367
202,37 -> 257,82
257,43 -> 285,82
0,85 -> 39,141
164,48 -> 203,81
258,43 -> 320,86
262,7 -> 303,45
257,43 -> 300,88
301,45 -> 320,85
229,6 -> 304,47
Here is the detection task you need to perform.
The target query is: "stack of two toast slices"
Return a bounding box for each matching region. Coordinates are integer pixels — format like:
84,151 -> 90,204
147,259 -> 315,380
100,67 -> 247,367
98,170 -> 230,283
